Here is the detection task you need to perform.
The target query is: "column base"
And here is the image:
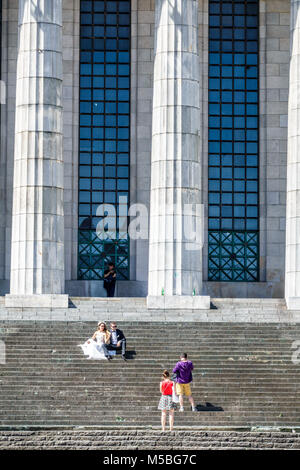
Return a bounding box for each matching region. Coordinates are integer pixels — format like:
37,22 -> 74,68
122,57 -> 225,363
5,294 -> 69,309
147,295 -> 211,310
286,297 -> 300,310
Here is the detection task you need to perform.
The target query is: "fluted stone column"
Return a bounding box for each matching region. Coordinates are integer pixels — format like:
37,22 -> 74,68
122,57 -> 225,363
147,0 -> 209,309
5,0 -> 68,308
285,0 -> 300,310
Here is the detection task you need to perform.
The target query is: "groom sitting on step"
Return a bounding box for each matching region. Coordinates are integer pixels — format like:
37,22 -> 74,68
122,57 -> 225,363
107,322 -> 127,361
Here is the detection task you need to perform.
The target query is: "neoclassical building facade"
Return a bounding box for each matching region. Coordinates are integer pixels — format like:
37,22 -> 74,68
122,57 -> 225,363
0,0 -> 298,307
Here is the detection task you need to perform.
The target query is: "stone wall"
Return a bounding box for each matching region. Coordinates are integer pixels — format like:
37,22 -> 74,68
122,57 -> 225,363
0,430 -> 300,450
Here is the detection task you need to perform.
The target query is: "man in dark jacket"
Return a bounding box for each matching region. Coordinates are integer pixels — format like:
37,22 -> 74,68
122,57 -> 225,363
107,322 -> 127,360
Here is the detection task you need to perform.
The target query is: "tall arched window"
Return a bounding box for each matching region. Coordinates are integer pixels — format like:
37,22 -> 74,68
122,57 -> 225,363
78,0 -> 130,281
208,0 -> 259,281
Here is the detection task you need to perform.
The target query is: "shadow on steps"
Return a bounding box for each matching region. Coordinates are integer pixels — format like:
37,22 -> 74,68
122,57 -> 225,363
196,402 -> 223,412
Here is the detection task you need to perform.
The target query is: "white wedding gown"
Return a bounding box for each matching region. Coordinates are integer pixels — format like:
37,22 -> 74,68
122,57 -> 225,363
79,331 -> 108,360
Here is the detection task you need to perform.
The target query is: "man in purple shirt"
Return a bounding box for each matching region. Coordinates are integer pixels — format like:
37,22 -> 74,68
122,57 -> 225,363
173,353 -> 196,412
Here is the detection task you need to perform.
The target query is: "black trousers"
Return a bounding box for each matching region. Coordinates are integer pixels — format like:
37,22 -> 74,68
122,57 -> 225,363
105,282 -> 116,297
106,339 -> 126,356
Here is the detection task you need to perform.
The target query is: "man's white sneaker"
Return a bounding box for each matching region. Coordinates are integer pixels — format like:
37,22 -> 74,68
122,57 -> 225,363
179,407 -> 184,412
192,407 -> 197,412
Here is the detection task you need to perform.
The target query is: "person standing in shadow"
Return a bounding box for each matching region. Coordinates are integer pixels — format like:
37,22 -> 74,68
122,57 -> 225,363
103,262 -> 117,297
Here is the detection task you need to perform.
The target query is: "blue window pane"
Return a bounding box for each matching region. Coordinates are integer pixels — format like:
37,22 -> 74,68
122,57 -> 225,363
209,180 -> 220,191
209,168 -> 220,179
234,219 -> 245,230
222,129 -> 232,140
118,103 -> 129,113
222,116 -> 232,128
234,206 -> 245,217
105,154 -> 116,164
209,193 -> 220,204
209,219 -> 220,230
234,29 -> 245,40
80,128 -> 91,139
210,53 -> 220,64
80,178 -> 91,190
247,155 -> 258,166
234,66 -> 245,77
209,116 -> 220,128
222,91 -> 232,102
210,16 -> 220,26
234,54 -> 245,65
246,91 -> 258,103
221,142 -> 232,153
247,194 -> 258,204
222,193 -> 232,204
246,220 -> 258,230
234,193 -> 245,204
234,155 -> 245,166
93,153 -> 103,164
222,168 -> 232,179
80,64 -> 92,75
209,103 -> 220,115
247,104 -> 258,114
93,89 -> 104,100
234,79 -> 245,89
221,219 -> 233,230
94,26 -> 105,37
221,104 -> 232,115
209,206 -> 221,217
119,39 -> 130,50
234,167 -> 245,179
222,155 -> 232,166
209,78 -> 220,89
246,142 -> 258,153
94,64 -> 104,75
210,65 -> 220,77
234,142 -> 245,153
107,1 -> 117,12
105,128 -> 117,139
80,115 -> 91,126
222,181 -> 233,191
222,66 -> 232,77
234,181 -> 245,191
247,205 -> 258,219
106,64 -> 117,75
234,116 -> 245,128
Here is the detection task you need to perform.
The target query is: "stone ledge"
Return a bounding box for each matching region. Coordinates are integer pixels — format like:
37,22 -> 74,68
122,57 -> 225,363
147,295 -> 211,310
5,294 -> 69,309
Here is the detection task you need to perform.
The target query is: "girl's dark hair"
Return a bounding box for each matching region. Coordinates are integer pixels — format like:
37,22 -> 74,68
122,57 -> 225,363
162,370 -> 170,379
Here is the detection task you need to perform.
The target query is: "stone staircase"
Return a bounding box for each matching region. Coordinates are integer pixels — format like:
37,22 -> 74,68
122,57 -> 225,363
0,321 -> 299,429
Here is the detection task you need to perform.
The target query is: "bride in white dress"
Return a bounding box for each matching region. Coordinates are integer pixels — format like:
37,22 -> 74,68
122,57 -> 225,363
79,322 -> 111,360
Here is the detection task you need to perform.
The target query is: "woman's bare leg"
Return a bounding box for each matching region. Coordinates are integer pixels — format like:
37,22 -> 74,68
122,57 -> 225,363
169,410 -> 174,431
161,411 -> 167,431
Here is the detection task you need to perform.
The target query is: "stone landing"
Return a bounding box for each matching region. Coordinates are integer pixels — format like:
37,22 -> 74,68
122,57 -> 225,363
0,297 -> 298,322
